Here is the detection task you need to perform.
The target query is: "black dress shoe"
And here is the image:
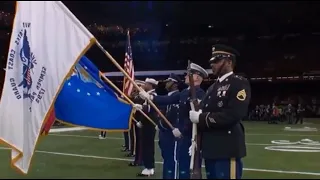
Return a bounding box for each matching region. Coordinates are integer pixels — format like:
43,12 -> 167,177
128,162 -> 142,166
136,173 -> 148,177
121,148 -> 129,152
125,153 -> 135,157
136,171 -> 154,177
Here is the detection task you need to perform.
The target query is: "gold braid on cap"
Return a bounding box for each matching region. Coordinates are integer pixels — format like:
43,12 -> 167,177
212,51 -> 234,57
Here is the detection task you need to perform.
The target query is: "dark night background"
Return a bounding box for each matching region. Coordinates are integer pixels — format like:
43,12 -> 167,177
0,1 -> 319,116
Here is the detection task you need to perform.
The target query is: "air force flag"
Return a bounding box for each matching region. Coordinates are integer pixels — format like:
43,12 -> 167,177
54,56 -> 134,130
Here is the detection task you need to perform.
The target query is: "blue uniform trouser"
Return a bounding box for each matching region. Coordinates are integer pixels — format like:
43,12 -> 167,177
133,125 -> 143,164
177,135 -> 202,179
204,158 -> 243,179
159,131 -> 178,179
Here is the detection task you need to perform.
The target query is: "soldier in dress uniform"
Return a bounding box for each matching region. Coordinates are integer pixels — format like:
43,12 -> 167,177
128,80 -> 145,166
158,73 -> 181,179
139,63 -> 207,179
125,80 -> 144,158
189,44 -> 251,179
134,78 -> 159,176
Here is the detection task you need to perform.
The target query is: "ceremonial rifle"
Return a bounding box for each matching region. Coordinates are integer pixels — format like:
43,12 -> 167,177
188,60 -> 202,179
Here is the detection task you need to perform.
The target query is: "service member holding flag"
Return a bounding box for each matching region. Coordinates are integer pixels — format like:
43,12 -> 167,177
134,78 -> 159,176
139,63 -> 207,179
128,80 -> 146,166
158,73 -> 181,179
188,44 -> 251,179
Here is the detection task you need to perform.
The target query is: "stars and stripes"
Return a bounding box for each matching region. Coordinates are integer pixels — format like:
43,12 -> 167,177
123,30 -> 134,96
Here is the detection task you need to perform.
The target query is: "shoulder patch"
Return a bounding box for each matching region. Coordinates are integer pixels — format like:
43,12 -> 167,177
236,89 -> 246,101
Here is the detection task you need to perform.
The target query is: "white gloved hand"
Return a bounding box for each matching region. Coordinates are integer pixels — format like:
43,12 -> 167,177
155,125 -> 159,131
188,141 -> 197,156
133,104 -> 143,111
139,91 -> 152,100
172,128 -> 182,138
189,109 -> 202,123
136,121 -> 143,128
188,145 -> 192,156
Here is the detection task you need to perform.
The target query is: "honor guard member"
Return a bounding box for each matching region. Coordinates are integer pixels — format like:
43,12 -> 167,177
158,73 -> 181,179
139,63 -> 207,179
126,80 -> 145,158
189,44 -> 251,179
128,80 -> 145,166
134,78 -> 159,176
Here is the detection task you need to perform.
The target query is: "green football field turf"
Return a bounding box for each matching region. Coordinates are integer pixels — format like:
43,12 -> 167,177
0,121 -> 320,179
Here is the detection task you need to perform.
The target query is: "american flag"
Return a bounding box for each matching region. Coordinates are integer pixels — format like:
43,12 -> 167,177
123,30 -> 134,96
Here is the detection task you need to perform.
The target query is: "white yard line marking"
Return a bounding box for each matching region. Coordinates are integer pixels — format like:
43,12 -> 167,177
0,147 -> 319,176
48,134 -> 316,146
49,127 -> 320,137
49,127 -> 88,133
247,133 -> 320,137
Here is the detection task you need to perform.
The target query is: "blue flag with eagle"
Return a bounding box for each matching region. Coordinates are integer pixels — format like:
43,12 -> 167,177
54,56 -> 134,130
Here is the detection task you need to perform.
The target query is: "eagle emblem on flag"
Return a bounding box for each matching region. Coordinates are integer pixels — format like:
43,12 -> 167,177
18,29 -> 37,99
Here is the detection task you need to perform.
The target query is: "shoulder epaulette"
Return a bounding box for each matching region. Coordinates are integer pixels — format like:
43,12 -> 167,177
234,75 -> 247,81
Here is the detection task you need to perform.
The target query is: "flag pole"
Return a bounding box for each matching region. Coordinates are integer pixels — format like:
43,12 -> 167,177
95,42 -> 174,130
100,72 -> 156,126
187,60 -> 202,179
132,117 -> 139,124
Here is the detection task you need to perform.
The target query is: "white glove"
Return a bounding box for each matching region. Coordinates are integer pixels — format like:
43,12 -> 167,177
155,125 -> 159,131
188,142 -> 197,156
172,128 -> 182,138
133,104 -> 143,111
188,145 -> 192,156
189,109 -> 202,123
139,91 -> 152,100
136,121 -> 143,128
